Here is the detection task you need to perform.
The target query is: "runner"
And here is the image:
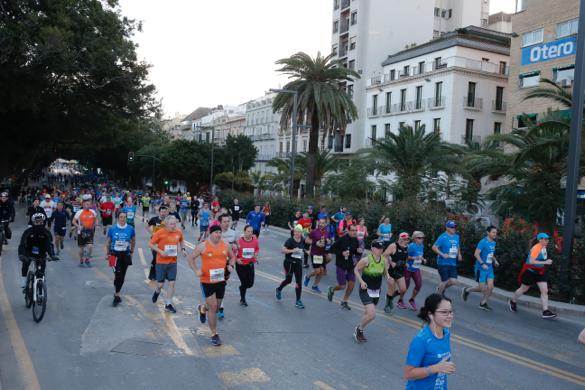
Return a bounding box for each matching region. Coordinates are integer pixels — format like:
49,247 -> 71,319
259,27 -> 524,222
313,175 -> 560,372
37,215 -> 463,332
72,197 -> 98,266
356,217 -> 368,250
405,231 -> 427,310
148,215 -> 186,313
383,232 -> 410,312
197,202 -> 212,242
432,221 -> 462,297
188,224 -> 235,346
353,240 -> 390,342
404,293 -> 455,389
236,225 -> 259,306
245,205 -> 265,238
298,210 -> 313,268
303,217 -> 331,293
190,196 -> 199,227
26,198 -> 45,227
332,206 -> 347,231
288,210 -> 302,237
336,211 -> 355,238
328,223 -> 362,310
105,211 -> 136,307
99,194 -> 115,235
211,196 -> 220,217
40,194 -> 55,228
276,225 -> 306,309
509,233 -> 557,319
377,216 -> 393,249
317,206 -> 328,221
51,202 -> 69,255
261,202 -> 271,232
178,195 -> 190,230
217,213 -> 237,319
462,226 -> 499,311
229,198 -> 241,230
141,193 -> 151,217
147,205 -> 169,281
121,195 -> 137,228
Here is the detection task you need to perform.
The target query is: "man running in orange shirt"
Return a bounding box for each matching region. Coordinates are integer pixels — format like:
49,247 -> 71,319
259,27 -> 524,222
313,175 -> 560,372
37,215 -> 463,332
73,197 -> 98,266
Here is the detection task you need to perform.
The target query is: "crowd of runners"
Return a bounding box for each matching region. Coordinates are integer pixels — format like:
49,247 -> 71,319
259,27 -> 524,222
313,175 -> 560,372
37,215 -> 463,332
0,184 -> 583,390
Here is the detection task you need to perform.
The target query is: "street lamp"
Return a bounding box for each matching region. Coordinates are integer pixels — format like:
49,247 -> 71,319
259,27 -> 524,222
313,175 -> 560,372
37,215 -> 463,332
270,88 -> 298,200
195,123 -> 216,195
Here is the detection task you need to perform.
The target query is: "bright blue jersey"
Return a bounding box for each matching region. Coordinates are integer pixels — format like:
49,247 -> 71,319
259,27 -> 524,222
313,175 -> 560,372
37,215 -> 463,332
433,232 -> 460,267
407,242 -> 424,272
406,326 -> 451,390
246,211 -> 265,230
378,223 -> 392,242
107,224 -> 135,253
476,237 -> 496,270
199,209 -> 211,226
121,205 -> 137,225
179,199 -> 190,211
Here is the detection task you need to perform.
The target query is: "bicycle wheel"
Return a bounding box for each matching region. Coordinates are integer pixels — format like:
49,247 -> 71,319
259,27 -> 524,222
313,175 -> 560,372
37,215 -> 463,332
24,272 -> 34,308
32,280 -> 47,323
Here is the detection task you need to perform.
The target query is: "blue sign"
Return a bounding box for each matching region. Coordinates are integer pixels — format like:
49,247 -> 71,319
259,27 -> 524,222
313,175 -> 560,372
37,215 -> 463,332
521,36 -> 577,65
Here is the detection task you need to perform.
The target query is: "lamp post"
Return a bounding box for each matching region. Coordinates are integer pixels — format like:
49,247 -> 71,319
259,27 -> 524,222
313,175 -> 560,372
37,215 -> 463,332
270,88 -> 298,200
195,123 -> 217,195
560,0 -> 585,297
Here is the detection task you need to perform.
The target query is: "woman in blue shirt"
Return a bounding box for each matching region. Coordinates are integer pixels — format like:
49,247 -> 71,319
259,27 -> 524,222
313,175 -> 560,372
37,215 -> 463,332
404,293 -> 456,390
121,195 -> 137,227
377,216 -> 393,249
105,211 -> 135,307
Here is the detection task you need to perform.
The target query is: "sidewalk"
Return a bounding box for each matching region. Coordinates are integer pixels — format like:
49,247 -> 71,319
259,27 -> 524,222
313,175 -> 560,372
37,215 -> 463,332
260,222 -> 585,317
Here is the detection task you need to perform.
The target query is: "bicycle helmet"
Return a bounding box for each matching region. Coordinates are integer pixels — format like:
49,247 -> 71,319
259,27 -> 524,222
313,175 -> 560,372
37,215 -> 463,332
81,194 -> 92,201
31,213 -> 46,225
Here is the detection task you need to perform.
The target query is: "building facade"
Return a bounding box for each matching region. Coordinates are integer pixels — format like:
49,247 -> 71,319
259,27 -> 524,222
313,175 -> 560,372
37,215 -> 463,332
330,0 -> 490,153
365,27 -> 510,146
243,93 -> 282,173
505,0 -> 579,131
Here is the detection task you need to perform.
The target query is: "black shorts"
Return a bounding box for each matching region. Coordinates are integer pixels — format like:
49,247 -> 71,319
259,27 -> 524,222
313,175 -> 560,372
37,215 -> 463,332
311,254 -> 326,269
521,270 -> 548,285
253,229 -> 261,237
102,216 -> 113,226
54,226 -> 67,237
77,229 -> 95,247
359,288 -> 380,306
389,264 -> 405,280
201,282 -> 226,300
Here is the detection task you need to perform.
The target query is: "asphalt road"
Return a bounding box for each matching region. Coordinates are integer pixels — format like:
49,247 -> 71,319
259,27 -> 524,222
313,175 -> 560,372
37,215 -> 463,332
0,208 -> 584,390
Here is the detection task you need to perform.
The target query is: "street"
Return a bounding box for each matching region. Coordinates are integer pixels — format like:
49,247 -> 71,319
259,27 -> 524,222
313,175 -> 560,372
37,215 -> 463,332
0,208 -> 584,390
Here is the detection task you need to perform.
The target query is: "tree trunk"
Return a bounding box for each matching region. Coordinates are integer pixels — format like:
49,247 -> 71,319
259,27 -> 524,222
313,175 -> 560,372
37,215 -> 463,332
305,110 -> 320,198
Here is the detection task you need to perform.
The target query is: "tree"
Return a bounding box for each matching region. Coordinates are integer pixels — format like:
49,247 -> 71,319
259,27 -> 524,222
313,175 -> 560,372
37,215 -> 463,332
322,158 -> 375,199
272,52 -> 359,197
267,156 -> 303,195
224,134 -> 258,172
249,171 -> 271,197
295,150 -> 338,194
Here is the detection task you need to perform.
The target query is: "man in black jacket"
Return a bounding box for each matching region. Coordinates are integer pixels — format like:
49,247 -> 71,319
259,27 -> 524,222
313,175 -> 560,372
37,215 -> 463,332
0,192 -> 16,243
327,224 -> 363,310
18,213 -> 58,287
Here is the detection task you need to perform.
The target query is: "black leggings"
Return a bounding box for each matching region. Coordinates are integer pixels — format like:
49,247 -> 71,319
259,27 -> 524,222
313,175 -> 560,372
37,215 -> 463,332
113,253 -> 131,293
22,257 -> 45,277
278,260 -> 302,301
236,263 -> 255,299
148,250 -> 157,280
264,215 -> 270,227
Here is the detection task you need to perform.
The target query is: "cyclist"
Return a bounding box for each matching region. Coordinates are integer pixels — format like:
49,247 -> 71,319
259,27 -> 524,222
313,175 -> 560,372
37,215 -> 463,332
27,198 -> 45,227
51,202 -> 69,255
18,213 -> 58,288
105,211 -> 136,307
73,197 -> 98,266
0,191 -> 16,243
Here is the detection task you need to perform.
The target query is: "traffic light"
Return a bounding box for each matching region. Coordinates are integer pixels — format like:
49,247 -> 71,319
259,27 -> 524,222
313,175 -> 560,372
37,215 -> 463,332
128,152 -> 134,162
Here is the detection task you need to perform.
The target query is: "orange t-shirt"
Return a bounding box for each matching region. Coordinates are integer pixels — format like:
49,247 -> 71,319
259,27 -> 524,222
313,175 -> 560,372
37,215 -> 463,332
200,239 -> 229,284
75,209 -> 97,230
150,228 -> 184,264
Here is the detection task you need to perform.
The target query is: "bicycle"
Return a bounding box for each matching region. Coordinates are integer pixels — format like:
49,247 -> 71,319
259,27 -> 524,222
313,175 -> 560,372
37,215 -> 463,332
23,256 -> 59,322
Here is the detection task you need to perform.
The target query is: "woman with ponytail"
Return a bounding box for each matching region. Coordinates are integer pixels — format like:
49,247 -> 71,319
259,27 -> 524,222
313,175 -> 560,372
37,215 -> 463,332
404,293 -> 455,389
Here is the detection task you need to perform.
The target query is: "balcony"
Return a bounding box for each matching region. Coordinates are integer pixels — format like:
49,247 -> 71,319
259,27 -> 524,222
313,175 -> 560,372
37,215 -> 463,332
370,75 -> 382,85
256,153 -> 276,162
340,19 -> 350,35
367,106 -> 383,117
427,97 -> 446,110
463,97 -> 483,111
276,152 -> 291,159
492,100 -> 507,113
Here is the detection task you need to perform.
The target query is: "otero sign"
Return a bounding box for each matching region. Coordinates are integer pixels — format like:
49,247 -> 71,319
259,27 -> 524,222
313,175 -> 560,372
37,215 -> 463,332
521,36 -> 576,65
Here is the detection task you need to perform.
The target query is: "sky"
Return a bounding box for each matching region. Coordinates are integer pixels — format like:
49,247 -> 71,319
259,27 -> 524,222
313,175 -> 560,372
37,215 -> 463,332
118,0 -> 517,118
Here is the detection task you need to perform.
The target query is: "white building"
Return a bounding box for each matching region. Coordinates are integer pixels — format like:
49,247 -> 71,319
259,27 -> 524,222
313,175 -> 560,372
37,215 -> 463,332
243,93 -> 282,173
191,105 -> 246,145
365,26 -> 510,146
330,0 -> 490,152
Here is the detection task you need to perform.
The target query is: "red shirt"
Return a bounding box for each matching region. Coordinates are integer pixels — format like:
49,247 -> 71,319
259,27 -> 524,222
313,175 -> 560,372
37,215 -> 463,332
299,217 -> 313,231
100,201 -> 115,218
211,201 -> 220,212
237,236 -> 259,265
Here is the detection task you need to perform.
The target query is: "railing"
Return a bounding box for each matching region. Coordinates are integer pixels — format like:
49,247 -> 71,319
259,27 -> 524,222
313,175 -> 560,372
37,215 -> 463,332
463,96 -> 483,110
370,75 -> 382,85
276,152 -> 291,159
338,46 -> 348,58
427,97 -> 446,109
367,106 -> 383,117
256,154 -> 276,161
492,100 -> 507,113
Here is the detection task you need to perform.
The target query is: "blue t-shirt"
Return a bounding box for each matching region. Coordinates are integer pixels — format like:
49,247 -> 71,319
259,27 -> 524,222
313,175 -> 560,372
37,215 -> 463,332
246,211 -> 266,230
107,224 -> 135,253
199,209 -> 211,226
476,237 -> 496,271
407,242 -> 424,272
179,199 -> 190,211
406,326 -> 451,390
121,205 -> 137,225
433,232 -> 460,267
317,212 -> 329,220
333,211 -> 345,222
378,223 -> 392,242
52,210 -> 69,229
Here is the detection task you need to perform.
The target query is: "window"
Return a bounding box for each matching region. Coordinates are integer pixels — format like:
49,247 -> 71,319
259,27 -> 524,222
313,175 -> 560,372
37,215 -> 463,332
433,30 -> 440,38
206,132 -> 210,143
415,86 -> 423,109
465,119 -> 474,142
349,36 -> 356,50
557,18 -> 579,38
384,123 -> 391,137
399,121 -> 405,129
372,94 -> 378,115
499,61 -> 507,75
347,84 -> 354,98
554,65 -> 575,84
345,134 -> 352,148
418,61 -> 425,74
414,120 -> 421,130
403,65 -> 410,77
334,0 -> 339,9
517,114 -> 537,128
434,7 -> 440,16
434,82 -> 443,106
433,118 -> 441,133
385,92 -> 391,113
481,18 -> 488,27
371,125 -> 377,140
332,44 -> 338,55
434,57 -> 444,70
482,57 -> 489,62
351,11 -> 357,25
494,122 -> 502,135
495,86 -> 504,111
448,9 -> 452,18
333,20 -> 339,33
520,72 -> 540,88
303,140 -> 307,152
467,82 -> 476,107
522,28 -> 544,47
348,59 -> 355,70
390,69 -> 396,80
327,136 -> 333,149
286,141 -> 290,153
400,89 -> 407,111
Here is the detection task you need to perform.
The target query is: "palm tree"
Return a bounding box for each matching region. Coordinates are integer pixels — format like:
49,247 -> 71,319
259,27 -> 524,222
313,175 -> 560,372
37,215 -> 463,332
365,124 -> 459,201
295,150 -> 339,195
272,52 -> 359,197
250,171 -> 270,197
322,158 -> 375,199
267,156 -> 303,195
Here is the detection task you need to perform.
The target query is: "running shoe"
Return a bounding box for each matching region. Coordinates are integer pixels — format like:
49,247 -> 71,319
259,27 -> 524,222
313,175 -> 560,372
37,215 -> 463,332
353,327 -> 366,343
240,299 -> 248,307
197,304 -> 207,324
311,285 -> 321,293
508,299 -> 517,312
113,295 -> 122,307
340,301 -> 351,310
303,275 -> 310,287
383,303 -> 393,314
211,334 -> 222,346
152,289 -> 160,303
218,307 -> 225,319
295,300 -> 305,309
85,259 -> 92,267
327,286 -> 334,302
396,300 -> 407,310
408,299 -> 417,311
479,302 -> 492,311
302,264 -> 309,268
165,304 -> 177,313
461,287 -> 470,302
275,288 -> 282,300
542,310 -> 557,319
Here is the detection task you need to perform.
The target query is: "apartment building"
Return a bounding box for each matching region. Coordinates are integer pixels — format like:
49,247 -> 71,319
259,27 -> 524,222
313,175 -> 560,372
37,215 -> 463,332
506,0 -> 579,131
365,26 -> 510,146
190,105 -> 246,145
243,93 -> 282,173
330,0 -> 489,152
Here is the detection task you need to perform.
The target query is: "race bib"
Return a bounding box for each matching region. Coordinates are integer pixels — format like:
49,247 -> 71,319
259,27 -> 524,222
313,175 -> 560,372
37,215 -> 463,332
73,206 -> 80,212
541,249 -> 547,260
32,246 -> 40,255
127,211 -> 135,219
357,232 -> 365,240
242,248 -> 255,259
210,268 -> 225,282
449,246 -> 458,258
164,245 -> 178,257
291,249 -> 302,259
367,289 -> 380,298
486,253 -> 494,264
312,255 -> 324,264
233,206 -> 240,211
383,234 -> 390,240
114,240 -> 128,251
412,258 -> 422,269
106,209 -> 112,216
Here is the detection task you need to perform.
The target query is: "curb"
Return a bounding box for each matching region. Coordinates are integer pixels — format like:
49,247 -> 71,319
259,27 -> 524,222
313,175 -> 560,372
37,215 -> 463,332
261,222 -> 585,317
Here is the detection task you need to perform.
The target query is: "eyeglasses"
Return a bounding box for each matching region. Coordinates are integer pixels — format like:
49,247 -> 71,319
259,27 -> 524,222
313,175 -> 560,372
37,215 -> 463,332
415,237 -> 423,240
435,310 -> 455,316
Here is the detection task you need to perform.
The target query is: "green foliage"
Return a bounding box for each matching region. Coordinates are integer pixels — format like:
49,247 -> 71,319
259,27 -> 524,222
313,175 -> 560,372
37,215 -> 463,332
224,134 -> 258,172
322,159 -> 375,199
214,172 -> 252,192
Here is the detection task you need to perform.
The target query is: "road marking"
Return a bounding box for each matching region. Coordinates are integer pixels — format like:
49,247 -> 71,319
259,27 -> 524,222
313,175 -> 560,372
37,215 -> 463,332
203,344 -> 240,358
138,248 -> 147,267
314,380 -> 336,390
0,256 -> 41,390
217,367 -> 270,388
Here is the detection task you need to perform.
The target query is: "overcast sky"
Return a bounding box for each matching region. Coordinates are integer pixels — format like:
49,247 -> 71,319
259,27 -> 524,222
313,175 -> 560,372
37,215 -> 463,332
118,0 -> 517,118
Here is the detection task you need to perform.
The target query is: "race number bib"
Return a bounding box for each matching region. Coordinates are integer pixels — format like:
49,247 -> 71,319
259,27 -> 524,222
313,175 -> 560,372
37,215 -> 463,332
32,246 -> 40,255
486,253 -> 494,264
242,248 -> 255,259
312,255 -> 324,265
127,211 -> 135,219
106,209 -> 112,216
541,249 -> 548,260
383,234 -> 390,240
114,240 -> 129,251
449,246 -> 458,258
233,205 -> 240,211
367,289 -> 380,298
164,245 -> 178,257
210,268 -> 225,282
291,249 -> 302,259
412,257 -> 422,269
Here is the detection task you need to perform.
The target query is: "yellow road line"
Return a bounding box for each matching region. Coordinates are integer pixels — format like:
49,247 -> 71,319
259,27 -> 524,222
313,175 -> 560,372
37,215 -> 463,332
0,256 -> 41,390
